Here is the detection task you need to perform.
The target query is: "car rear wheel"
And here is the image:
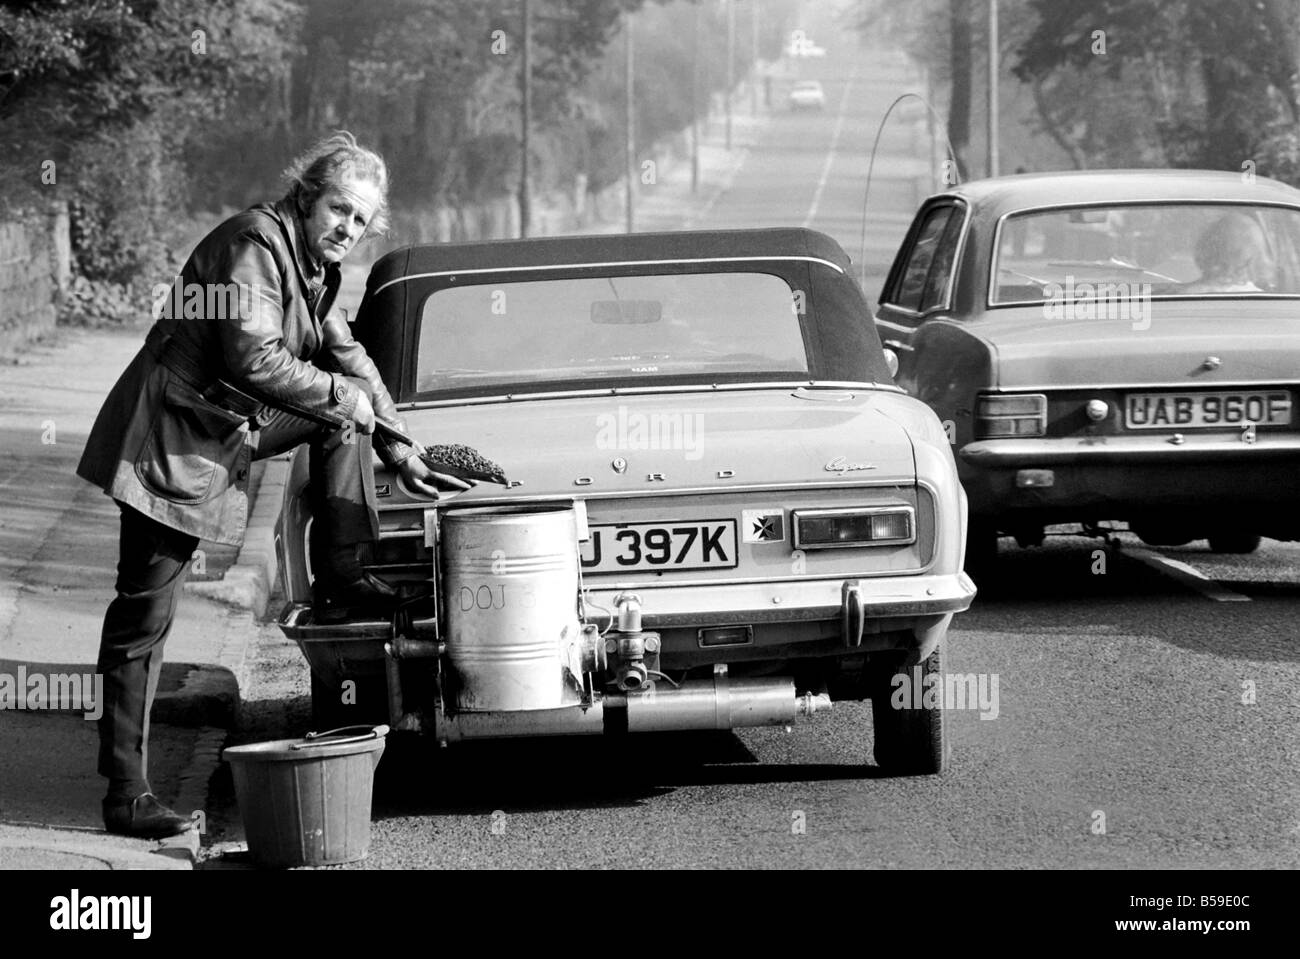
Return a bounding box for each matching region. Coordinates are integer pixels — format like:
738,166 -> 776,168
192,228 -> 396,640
1206,533 -> 1262,554
869,646 -> 947,775
1131,521 -> 1194,547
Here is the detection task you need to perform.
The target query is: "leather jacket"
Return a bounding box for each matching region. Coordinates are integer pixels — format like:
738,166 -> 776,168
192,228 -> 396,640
77,198 -> 412,545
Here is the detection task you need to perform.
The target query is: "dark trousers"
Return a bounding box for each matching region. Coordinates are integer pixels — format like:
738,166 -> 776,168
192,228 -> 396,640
97,398 -> 378,788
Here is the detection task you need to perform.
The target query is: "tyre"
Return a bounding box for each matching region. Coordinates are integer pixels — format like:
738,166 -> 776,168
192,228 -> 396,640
1206,532 -> 1261,554
869,646 -> 947,775
1131,521 -> 1193,547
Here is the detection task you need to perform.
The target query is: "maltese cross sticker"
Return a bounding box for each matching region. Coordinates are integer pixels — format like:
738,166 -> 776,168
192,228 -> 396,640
742,509 -> 785,543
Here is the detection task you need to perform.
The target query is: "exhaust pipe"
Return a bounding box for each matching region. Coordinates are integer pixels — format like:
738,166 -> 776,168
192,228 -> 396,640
438,670 -> 831,743
615,675 -> 830,733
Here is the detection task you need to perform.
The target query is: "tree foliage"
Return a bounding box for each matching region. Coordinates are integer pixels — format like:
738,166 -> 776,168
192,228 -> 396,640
1,0 -> 300,283
855,0 -> 1300,183
1013,0 -> 1300,174
1,0 -> 797,309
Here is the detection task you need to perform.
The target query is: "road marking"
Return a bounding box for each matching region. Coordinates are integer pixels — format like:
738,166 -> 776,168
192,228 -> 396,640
1122,546 -> 1251,602
802,67 -> 859,228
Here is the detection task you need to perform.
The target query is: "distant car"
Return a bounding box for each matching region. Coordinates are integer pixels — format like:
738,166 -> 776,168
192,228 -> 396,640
875,170 -> 1300,571
789,80 -> 826,111
276,228 -> 975,774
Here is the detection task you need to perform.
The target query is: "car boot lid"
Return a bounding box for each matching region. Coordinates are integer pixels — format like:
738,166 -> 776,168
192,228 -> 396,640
395,386 -> 918,499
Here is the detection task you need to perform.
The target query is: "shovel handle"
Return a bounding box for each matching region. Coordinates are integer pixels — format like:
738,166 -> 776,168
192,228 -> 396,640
292,724 -> 390,750
374,419 -> 416,447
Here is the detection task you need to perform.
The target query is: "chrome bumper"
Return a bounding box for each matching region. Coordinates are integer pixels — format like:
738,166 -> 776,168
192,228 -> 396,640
961,431 -> 1300,466
278,571 -> 976,646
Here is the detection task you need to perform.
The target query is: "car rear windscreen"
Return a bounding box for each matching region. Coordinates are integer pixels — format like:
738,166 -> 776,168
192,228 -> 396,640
992,203 -> 1300,305
415,272 -> 809,394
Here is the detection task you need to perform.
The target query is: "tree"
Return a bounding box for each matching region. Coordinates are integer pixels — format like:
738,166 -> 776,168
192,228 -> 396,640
1013,0 -> 1300,174
1,0 -> 299,284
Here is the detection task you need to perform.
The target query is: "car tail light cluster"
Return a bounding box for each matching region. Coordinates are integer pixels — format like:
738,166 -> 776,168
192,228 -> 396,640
975,393 -> 1047,438
792,507 -> 915,549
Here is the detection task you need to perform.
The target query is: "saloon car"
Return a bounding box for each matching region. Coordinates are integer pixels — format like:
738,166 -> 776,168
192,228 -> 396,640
875,170 -> 1300,572
276,228 -> 975,774
788,80 -> 826,111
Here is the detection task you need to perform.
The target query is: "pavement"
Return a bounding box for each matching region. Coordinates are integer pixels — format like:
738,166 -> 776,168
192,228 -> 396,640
0,84 -> 768,871
0,326 -> 277,870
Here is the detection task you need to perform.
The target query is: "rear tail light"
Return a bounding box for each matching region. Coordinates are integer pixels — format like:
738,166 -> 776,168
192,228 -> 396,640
975,393 -> 1047,438
792,507 -> 915,549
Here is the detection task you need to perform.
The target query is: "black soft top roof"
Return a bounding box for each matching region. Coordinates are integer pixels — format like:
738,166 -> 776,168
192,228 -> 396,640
365,227 -> 854,292
355,227 -> 892,399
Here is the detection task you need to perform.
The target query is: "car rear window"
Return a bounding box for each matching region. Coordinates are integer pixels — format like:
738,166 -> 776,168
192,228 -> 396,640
415,272 -> 810,394
991,203 -> 1300,305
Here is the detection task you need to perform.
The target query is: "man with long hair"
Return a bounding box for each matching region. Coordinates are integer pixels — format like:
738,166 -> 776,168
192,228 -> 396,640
77,132 -> 467,838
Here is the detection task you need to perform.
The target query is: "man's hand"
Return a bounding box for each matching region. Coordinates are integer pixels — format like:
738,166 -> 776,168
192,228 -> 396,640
398,448 -> 474,499
352,389 -> 376,434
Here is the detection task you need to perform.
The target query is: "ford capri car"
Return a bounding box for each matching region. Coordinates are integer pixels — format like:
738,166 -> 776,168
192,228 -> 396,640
276,228 -> 975,774
875,171 -> 1300,570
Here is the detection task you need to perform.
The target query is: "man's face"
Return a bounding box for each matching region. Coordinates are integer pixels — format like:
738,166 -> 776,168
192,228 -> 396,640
302,174 -> 381,265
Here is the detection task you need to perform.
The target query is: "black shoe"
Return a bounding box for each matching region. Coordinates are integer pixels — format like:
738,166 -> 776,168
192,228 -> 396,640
103,793 -> 194,839
313,570 -> 399,620
313,543 -> 398,618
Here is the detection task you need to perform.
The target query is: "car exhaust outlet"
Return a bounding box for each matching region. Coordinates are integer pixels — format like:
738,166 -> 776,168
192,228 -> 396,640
797,692 -> 833,717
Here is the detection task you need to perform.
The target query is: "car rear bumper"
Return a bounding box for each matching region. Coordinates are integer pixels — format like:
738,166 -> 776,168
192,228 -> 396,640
581,572 -> 974,626
959,433 -> 1300,523
278,571 -> 976,669
961,431 -> 1300,465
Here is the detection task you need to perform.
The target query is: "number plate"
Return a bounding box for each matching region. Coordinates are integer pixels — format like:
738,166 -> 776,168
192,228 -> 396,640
579,521 -> 738,573
1124,391 -> 1291,429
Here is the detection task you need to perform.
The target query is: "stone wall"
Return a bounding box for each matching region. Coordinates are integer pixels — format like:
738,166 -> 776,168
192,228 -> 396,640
0,205 -> 70,361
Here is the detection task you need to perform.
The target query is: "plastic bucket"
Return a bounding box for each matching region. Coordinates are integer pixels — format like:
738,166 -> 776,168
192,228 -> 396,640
223,725 -> 388,868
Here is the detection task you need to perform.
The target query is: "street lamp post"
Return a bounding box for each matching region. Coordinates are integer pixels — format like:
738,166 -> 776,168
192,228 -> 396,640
625,10 -> 634,233
692,3 -> 700,192
519,0 -> 532,238
725,0 -> 734,150
987,0 -> 999,178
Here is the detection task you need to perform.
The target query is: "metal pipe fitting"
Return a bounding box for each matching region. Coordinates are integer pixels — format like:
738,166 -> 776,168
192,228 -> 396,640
618,632 -> 646,661
388,637 -> 442,659
614,593 -> 643,633
383,642 -> 425,733
624,676 -> 801,732
617,661 -> 649,691
437,674 -> 828,741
